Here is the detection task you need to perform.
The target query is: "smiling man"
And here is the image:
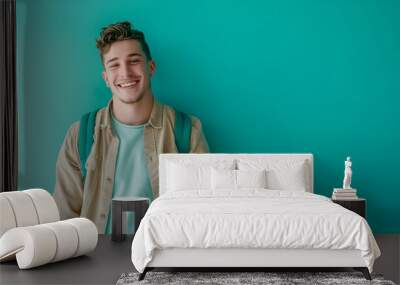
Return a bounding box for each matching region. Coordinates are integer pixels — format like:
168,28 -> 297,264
53,21 -> 209,234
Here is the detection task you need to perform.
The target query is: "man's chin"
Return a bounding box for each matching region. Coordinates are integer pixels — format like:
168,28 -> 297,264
114,93 -> 145,105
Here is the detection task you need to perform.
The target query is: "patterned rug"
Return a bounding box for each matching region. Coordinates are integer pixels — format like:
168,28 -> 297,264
116,271 -> 396,285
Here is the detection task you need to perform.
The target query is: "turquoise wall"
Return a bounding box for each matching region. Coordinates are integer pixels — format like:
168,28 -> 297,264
16,0 -> 400,233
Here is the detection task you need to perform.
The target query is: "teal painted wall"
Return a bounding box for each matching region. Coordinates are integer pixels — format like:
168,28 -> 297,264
16,0 -> 400,233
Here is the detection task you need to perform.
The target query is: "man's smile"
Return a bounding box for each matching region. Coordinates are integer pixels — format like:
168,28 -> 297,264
116,80 -> 139,88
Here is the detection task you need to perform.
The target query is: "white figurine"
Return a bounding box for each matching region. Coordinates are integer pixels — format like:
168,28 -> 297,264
342,156 -> 352,189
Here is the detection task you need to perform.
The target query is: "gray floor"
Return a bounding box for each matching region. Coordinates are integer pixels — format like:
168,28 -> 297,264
0,235 -> 399,285
0,235 -> 134,285
374,235 -> 400,284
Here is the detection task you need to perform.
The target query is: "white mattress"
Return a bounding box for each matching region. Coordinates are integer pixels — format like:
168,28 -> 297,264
131,190 -> 380,273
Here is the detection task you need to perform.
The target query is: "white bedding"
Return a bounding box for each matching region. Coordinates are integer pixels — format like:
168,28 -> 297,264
131,190 -> 380,273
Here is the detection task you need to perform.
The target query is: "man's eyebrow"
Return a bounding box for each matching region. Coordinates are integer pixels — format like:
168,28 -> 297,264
106,57 -> 118,65
105,53 -> 142,65
127,53 -> 142,58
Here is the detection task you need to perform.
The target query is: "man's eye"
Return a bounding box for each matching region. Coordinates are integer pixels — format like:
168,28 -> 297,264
130,60 -> 139,64
109,64 -> 118,69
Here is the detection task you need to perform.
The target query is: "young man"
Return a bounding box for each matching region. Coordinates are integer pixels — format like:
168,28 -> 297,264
53,21 -> 209,234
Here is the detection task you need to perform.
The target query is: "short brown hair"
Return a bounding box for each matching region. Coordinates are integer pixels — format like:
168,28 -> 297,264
96,21 -> 152,63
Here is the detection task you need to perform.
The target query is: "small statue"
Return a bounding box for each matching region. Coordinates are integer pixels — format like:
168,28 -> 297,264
342,156 -> 352,189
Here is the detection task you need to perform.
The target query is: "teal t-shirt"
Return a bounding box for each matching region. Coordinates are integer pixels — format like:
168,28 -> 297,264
105,114 -> 153,234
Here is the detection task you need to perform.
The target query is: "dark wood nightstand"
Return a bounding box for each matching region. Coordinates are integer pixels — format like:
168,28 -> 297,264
111,197 -> 149,242
332,198 -> 366,218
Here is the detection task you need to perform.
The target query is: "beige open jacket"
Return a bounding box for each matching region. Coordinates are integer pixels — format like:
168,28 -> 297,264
53,99 -> 209,233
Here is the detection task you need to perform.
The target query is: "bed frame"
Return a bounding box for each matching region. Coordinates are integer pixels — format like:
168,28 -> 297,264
140,248 -> 370,280
138,154 -> 371,280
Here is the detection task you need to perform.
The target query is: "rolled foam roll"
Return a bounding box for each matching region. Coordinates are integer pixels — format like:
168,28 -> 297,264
0,218 -> 98,269
42,221 -> 79,262
64,218 -> 98,257
24,189 -> 60,223
0,192 -> 39,227
0,226 -> 57,269
0,196 -> 17,238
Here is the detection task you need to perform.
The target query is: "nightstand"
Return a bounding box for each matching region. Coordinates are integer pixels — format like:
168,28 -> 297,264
332,198 -> 366,218
111,197 -> 149,242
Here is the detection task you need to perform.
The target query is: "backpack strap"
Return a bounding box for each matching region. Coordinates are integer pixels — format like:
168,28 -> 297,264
174,110 -> 192,153
78,109 -> 99,179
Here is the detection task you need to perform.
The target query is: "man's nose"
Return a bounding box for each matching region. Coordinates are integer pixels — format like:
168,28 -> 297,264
120,63 -> 133,77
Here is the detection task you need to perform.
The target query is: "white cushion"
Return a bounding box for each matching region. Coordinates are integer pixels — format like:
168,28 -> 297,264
0,189 -> 60,238
166,162 -> 211,191
64,218 -> 98,257
0,218 -> 98,269
24,189 -> 60,223
42,221 -> 79,262
166,160 -> 235,192
211,169 -> 267,190
238,159 -> 309,191
211,168 -> 236,190
237,169 -> 267,188
0,226 -> 58,268
0,191 -> 39,227
0,189 -> 98,269
0,196 -> 16,237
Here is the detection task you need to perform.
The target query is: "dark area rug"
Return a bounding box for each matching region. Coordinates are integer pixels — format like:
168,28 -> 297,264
116,271 -> 396,285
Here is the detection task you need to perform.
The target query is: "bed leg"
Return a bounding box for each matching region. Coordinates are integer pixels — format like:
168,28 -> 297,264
138,268 -> 148,281
354,267 -> 371,280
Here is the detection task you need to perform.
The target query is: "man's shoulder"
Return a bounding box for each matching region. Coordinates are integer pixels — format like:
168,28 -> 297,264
159,101 -> 200,123
66,121 -> 80,136
161,102 -> 175,118
65,105 -> 108,136
71,105 -> 110,134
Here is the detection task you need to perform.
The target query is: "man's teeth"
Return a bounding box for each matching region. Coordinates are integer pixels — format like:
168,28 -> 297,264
118,81 -> 137,88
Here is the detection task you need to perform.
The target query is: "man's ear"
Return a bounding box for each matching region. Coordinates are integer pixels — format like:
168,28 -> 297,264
149,60 -> 156,77
102,71 -> 110,87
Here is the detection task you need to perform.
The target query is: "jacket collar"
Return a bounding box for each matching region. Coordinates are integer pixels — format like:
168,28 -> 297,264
100,97 -> 163,129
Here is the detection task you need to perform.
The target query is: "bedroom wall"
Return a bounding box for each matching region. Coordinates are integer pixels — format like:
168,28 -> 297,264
16,0 -> 399,233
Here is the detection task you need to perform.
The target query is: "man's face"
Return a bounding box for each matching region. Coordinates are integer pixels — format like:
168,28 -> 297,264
102,39 -> 155,104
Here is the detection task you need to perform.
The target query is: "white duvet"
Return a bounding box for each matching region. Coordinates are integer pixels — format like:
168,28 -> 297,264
131,190 -> 380,273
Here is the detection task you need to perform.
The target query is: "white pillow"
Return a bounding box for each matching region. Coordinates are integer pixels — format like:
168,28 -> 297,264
237,169 -> 267,188
166,159 -> 236,192
211,169 -> 267,190
238,159 -> 309,191
211,168 -> 236,190
166,162 -> 211,191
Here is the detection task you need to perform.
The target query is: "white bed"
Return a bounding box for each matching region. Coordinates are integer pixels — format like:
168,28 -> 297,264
131,154 -> 380,280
